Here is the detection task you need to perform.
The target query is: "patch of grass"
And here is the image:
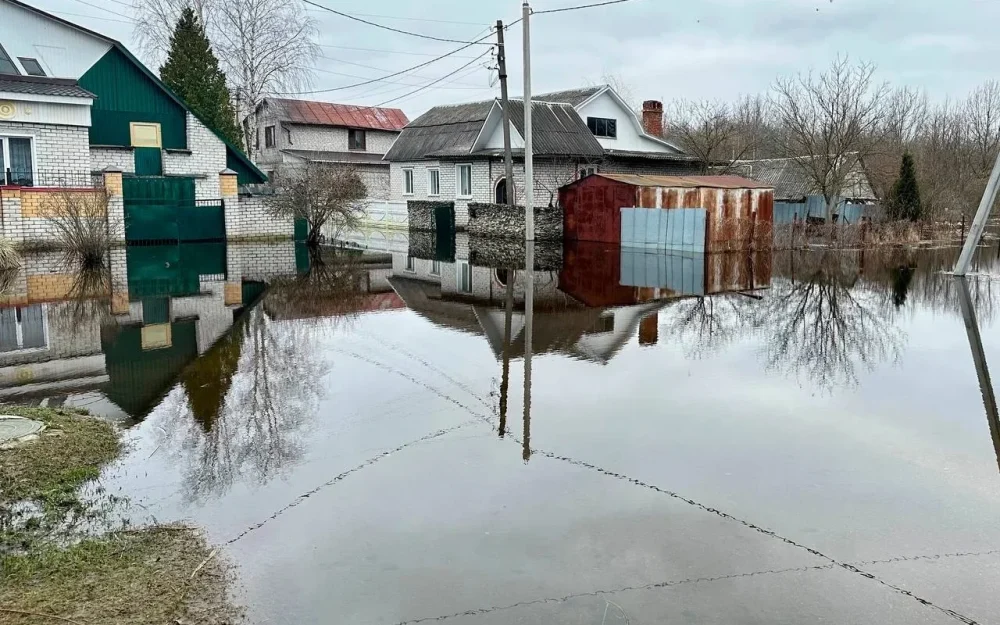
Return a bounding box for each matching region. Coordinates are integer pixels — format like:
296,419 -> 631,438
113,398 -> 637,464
0,406 -> 119,508
1,525 -> 242,625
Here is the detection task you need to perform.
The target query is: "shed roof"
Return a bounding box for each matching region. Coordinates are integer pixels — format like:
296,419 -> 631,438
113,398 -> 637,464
0,74 -> 95,99
586,173 -> 774,189
264,98 -> 408,131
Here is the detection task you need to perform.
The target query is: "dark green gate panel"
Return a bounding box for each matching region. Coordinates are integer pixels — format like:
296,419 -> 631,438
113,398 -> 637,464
141,297 -> 170,324
134,148 -> 163,176
295,242 -> 310,274
435,204 -> 456,262
78,47 -> 187,149
179,204 -> 225,241
294,218 -> 308,242
122,177 -> 226,243
127,243 -> 226,298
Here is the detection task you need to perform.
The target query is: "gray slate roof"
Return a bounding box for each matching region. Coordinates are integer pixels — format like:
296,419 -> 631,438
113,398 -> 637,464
384,98 -> 603,161
734,157 -> 876,201
0,74 -> 95,99
281,149 -> 388,165
532,86 -> 604,107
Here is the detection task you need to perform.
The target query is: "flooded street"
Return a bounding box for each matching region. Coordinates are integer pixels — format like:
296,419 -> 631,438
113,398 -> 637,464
4,233 -> 1000,624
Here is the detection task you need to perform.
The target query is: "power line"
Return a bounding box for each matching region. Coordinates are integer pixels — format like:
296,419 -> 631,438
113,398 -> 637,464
301,0 -> 494,45
65,0 -> 132,19
533,0 -> 640,15
315,43 -> 482,59
308,9 -> 487,27
47,9 -> 133,24
314,55 -> 488,89
103,0 -> 133,7
376,49 -> 492,106
277,31 -> 494,96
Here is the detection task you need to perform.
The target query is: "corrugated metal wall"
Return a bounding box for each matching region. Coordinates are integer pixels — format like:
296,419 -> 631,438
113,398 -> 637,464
78,48 -> 187,149
774,196 -> 870,224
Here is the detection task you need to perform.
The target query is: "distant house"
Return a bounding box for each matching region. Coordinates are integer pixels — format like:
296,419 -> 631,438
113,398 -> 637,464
383,85 -> 700,227
254,98 -> 408,199
735,156 -> 877,223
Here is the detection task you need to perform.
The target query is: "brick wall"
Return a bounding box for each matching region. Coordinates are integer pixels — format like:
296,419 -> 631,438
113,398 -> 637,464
286,125 -> 398,155
0,121 -> 91,179
90,147 -> 134,174
467,202 -> 563,240
230,194 -> 294,238
226,240 -> 297,281
390,160 -> 494,227
163,112 -> 227,199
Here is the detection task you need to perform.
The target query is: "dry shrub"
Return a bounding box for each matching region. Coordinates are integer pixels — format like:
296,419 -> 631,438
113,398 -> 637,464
0,237 -> 21,271
42,189 -> 120,270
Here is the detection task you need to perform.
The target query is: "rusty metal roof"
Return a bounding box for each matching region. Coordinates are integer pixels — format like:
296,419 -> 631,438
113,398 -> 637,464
265,98 -> 409,131
591,173 -> 773,189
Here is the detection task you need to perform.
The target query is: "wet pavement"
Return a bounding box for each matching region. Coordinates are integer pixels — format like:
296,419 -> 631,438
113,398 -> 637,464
2,234 -> 1000,624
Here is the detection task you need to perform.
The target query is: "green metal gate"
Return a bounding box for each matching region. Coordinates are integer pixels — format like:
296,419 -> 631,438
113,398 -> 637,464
123,177 -> 225,242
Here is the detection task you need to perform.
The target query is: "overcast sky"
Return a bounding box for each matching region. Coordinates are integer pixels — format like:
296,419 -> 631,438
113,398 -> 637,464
32,0 -> 1000,118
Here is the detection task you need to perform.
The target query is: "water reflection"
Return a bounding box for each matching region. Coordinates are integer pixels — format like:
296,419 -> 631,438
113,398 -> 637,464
957,276 -> 1000,474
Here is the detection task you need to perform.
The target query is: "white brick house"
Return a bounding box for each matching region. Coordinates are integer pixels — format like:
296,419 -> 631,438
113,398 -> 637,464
254,98 -> 408,200
384,85 -> 700,227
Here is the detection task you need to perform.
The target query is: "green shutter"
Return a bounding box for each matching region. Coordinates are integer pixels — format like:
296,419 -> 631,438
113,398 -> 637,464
133,148 -> 163,175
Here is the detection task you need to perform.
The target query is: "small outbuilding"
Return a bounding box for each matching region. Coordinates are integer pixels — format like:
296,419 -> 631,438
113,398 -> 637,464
559,173 -> 774,252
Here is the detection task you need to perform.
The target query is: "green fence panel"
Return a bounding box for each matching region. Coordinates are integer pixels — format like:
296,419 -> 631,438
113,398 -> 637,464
123,177 -> 202,243
141,297 -> 170,324
294,218 -> 308,242
178,204 -> 225,241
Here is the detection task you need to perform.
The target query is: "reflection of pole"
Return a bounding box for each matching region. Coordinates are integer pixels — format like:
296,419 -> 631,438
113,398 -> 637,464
957,276 -> 1000,474
499,268 -> 515,438
522,242 -> 534,461
955,149 -> 1000,275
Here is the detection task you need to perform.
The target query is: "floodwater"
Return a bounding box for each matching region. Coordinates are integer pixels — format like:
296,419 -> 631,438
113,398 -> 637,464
3,233 -> 1000,624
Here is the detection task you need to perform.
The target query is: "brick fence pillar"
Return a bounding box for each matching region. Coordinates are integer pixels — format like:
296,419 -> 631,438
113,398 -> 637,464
220,168 -> 240,240
0,188 -> 24,245
103,167 -> 125,242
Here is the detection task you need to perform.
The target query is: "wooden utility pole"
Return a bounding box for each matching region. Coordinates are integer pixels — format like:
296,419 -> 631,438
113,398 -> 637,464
495,21 -> 515,207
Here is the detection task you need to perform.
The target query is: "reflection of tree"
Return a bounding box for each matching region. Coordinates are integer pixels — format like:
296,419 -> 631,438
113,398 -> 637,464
167,306 -> 326,502
264,247 -> 370,321
752,251 -> 904,391
660,294 -> 755,358
48,264 -> 116,335
181,313 -> 245,431
890,264 -> 916,308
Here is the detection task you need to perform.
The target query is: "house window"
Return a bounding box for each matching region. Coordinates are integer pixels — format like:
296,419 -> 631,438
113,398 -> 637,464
587,117 -> 617,138
428,168 -> 440,196
430,260 -> 441,276
405,256 -> 415,272
264,125 -> 275,148
457,163 -> 472,198
494,177 -> 512,204
457,261 -> 473,294
17,57 -> 45,76
0,305 -> 47,352
579,167 -> 596,179
403,168 -> 414,195
0,136 -> 35,186
0,44 -> 18,75
348,129 -> 366,150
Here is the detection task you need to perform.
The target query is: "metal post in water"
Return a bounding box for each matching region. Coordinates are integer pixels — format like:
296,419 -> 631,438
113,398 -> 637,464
957,276 -> 1000,473
522,1 -> 535,241
499,266 -> 515,438
522,241 -> 534,462
955,149 -> 1000,275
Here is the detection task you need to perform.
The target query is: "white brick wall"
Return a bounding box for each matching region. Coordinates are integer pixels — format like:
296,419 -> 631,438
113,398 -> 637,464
230,195 -> 293,238
90,147 -> 134,173
227,241 -> 297,281
163,112 -> 227,199
286,125 -> 398,155
0,121 -> 90,182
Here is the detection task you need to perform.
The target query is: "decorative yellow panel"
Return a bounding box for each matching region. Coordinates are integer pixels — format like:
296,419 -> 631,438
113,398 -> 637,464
219,173 -> 238,197
26,274 -> 76,301
111,292 -> 130,315
141,324 -> 172,350
224,282 -> 242,306
130,122 -> 162,148
104,171 -> 123,196
20,190 -> 106,218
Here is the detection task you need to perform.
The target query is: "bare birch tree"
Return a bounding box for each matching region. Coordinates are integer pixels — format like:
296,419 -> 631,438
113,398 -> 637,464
213,0 -> 319,156
866,86 -> 928,201
771,57 -> 890,221
132,0 -> 217,65
667,96 -> 771,173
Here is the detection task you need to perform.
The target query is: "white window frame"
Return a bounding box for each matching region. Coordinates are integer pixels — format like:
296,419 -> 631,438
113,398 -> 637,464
0,133 -> 38,186
456,163 -> 473,199
405,255 -> 415,272
427,168 -> 440,196
402,168 -> 414,196
430,260 -> 441,276
0,304 -> 49,353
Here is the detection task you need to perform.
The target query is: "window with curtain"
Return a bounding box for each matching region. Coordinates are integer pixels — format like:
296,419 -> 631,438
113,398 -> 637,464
1,137 -> 33,186
457,164 -> 472,198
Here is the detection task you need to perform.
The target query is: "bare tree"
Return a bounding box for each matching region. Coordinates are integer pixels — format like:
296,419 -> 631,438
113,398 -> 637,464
866,86 -> 928,201
43,189 -> 120,270
771,57 -> 890,221
666,95 -> 774,173
595,72 -> 639,113
131,0 -> 217,65
964,80 -> 1000,180
213,0 -> 319,156
267,164 -> 368,246
535,157 -> 602,207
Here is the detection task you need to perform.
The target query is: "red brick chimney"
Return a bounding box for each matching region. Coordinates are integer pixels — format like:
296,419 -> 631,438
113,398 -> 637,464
639,313 -> 659,346
642,100 -> 663,137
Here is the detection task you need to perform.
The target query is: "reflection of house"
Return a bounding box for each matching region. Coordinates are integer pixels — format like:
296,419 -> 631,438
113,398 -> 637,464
385,85 -> 699,227
254,98 -> 408,199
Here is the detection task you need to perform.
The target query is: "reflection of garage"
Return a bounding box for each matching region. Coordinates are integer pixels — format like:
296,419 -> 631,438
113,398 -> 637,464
559,173 -> 774,252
